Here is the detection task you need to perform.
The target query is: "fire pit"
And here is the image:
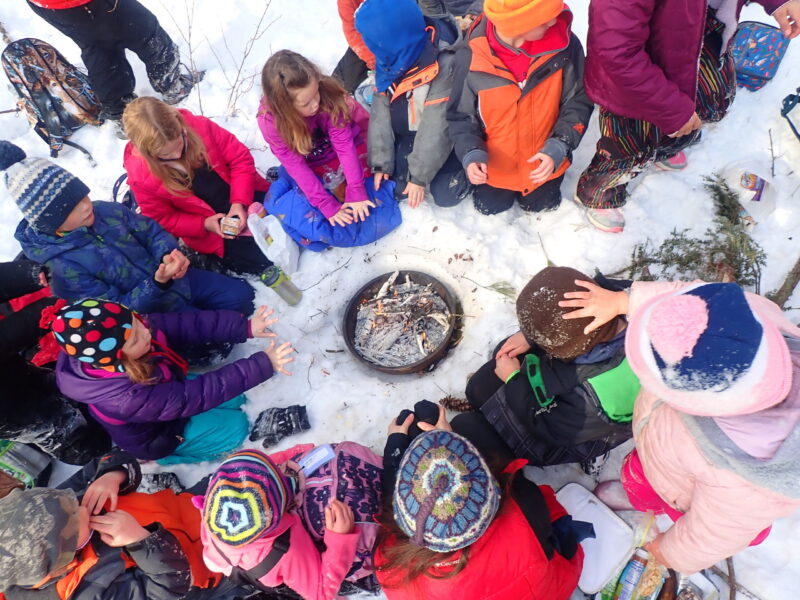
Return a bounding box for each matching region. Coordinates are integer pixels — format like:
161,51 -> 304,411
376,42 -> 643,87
343,271 -> 462,374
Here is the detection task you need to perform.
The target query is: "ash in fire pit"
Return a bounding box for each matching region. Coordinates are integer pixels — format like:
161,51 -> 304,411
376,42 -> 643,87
354,271 -> 453,368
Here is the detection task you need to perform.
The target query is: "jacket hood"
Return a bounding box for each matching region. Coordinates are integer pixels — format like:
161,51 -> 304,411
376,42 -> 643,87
56,352 -> 134,406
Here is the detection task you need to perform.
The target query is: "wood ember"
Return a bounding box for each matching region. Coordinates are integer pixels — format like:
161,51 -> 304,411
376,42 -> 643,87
354,271 -> 452,367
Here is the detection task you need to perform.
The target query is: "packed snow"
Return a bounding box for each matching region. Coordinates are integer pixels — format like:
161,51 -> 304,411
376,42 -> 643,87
1,1 -> 798,598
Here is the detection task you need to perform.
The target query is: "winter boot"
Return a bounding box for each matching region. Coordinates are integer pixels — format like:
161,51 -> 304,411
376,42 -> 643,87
654,150 -> 688,171
161,64 -> 205,105
249,405 -> 311,448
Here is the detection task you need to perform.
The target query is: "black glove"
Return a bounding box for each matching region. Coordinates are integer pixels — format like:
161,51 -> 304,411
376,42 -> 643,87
250,405 -> 311,448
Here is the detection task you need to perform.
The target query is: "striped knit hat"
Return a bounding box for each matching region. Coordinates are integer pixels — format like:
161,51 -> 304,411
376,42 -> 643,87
393,430 -> 500,553
203,450 -> 297,546
0,141 -> 90,234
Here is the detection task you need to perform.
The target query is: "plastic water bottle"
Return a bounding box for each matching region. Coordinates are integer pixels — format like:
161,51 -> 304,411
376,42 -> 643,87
613,549 -> 649,600
260,266 -> 302,306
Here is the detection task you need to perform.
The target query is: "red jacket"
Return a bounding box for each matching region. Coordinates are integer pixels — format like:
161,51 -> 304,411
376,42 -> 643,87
123,110 -> 270,257
584,0 -> 784,134
375,485 -> 583,600
26,0 -> 90,8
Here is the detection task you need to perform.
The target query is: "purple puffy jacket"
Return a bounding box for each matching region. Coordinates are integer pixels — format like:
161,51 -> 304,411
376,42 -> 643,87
56,310 -> 273,460
583,0 -> 785,134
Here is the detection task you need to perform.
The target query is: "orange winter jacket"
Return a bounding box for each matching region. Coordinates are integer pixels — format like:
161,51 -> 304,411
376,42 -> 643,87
447,15 -> 592,194
338,0 -> 376,69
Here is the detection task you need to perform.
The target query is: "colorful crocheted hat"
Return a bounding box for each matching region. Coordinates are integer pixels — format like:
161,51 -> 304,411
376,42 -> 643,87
51,299 -> 134,373
203,449 -> 297,546
393,430 -> 500,553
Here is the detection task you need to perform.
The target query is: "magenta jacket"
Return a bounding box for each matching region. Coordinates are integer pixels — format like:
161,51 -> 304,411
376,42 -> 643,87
584,0 -> 786,134
257,97 -> 370,219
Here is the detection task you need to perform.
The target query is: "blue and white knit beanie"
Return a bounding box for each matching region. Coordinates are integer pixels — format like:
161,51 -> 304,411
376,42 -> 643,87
393,430 -> 500,553
0,141 -> 90,233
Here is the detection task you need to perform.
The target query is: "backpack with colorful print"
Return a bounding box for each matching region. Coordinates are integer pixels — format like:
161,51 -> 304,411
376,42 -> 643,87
730,21 -> 790,91
1,38 -> 102,160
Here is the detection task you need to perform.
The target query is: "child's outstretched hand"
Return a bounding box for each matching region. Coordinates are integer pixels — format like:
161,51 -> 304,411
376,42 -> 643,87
328,207 -> 355,227
417,405 -> 452,433
558,279 -> 628,334
342,199 -> 376,223
89,510 -> 149,547
496,331 -> 531,360
403,182 -> 426,208
495,354 -> 521,382
265,340 -> 294,375
325,499 -> 355,534
250,305 -> 278,338
82,470 -> 126,515
527,152 -> 555,185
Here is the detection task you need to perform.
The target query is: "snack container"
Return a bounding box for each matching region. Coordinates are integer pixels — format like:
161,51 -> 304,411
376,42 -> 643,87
221,216 -> 240,236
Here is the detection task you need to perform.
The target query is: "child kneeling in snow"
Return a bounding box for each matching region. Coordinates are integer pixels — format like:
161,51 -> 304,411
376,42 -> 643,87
0,449 -> 223,600
53,299 -> 294,465
1,141 -> 255,316
465,266 -> 637,469
197,444 -> 383,600
258,50 -> 401,251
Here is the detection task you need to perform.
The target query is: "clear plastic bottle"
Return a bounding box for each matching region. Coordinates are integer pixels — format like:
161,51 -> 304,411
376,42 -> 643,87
260,266 -> 302,306
613,549 -> 649,600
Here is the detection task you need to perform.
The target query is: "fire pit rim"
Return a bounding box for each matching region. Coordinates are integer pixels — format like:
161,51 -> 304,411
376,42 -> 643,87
342,270 -> 462,375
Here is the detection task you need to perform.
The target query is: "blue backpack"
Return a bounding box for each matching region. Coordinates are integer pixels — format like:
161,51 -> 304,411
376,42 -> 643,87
731,21 -> 790,91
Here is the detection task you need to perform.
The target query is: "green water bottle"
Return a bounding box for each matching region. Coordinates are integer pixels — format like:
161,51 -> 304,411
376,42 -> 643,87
260,266 -> 302,306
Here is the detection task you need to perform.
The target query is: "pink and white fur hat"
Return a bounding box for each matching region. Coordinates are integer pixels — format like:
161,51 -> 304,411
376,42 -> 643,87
625,282 -> 799,417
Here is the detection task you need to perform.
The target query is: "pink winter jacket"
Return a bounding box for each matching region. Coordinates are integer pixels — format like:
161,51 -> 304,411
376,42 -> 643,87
628,281 -> 800,573
198,444 -> 360,600
256,97 -> 370,220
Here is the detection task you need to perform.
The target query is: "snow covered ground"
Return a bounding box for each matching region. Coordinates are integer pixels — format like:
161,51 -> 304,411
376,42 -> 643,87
1,1 -> 799,598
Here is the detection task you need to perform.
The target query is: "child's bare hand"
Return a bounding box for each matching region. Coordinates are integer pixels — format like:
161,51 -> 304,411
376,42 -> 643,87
773,0 -> 800,38
558,279 -> 628,334
342,199 -> 376,223
527,152 -> 555,185
668,112 -> 701,138
496,331 -> 531,359
204,213 -> 228,237
388,412 -> 414,435
373,172 -> 389,191
328,207 -> 354,227
494,354 -> 521,382
324,499 -> 355,534
89,510 -> 149,547
466,162 -> 488,185
402,182 -> 426,208
417,405 -> 452,433
250,305 -> 278,338
264,340 -> 294,375
82,470 -> 126,515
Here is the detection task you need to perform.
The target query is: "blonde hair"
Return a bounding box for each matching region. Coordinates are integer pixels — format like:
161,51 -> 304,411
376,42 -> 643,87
122,96 -> 208,196
260,50 -> 351,155
120,354 -> 156,385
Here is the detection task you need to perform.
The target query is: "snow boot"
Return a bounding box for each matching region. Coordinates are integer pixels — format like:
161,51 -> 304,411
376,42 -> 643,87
162,64 -> 205,106
654,150 -> 688,171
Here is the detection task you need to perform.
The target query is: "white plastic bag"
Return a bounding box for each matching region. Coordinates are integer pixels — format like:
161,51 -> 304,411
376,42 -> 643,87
247,212 -> 300,275
720,157 -> 778,226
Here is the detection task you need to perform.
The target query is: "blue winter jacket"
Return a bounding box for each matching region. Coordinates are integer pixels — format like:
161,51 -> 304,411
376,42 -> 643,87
15,201 -> 191,314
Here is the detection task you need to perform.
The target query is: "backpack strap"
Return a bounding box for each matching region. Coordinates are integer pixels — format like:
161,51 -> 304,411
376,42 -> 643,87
208,528 -> 291,590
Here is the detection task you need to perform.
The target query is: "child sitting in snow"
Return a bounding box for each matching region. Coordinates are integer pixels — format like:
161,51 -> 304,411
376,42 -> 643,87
122,96 -> 273,279
258,50 -> 401,250
197,444 -> 383,600
465,266 -> 638,469
447,0 -> 592,214
1,141 -> 254,316
0,449 -> 220,600
53,299 -> 294,465
355,0 -> 470,209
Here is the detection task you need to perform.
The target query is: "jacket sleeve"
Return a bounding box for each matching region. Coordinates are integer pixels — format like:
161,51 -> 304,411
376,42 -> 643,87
0,258 -> 43,302
0,297 -> 54,362
326,105 -> 369,204
337,0 -> 376,69
367,92 -> 396,176
118,353 -> 273,422
258,116 -> 343,220
120,203 -> 180,263
57,449 -> 142,495
146,311 -> 250,349
269,521 -> 359,600
200,117 -> 257,208
408,52 -> 457,186
381,432 -> 411,498
540,35 -> 594,167
587,0 -> 695,134
446,45 -> 487,168
111,525 -> 192,600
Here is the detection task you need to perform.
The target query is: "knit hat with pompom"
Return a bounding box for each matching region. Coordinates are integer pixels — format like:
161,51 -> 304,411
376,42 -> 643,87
0,140 -> 89,233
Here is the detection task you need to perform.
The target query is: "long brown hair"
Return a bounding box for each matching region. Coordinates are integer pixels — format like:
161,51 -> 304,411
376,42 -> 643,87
122,96 -> 208,196
375,463 -> 514,588
260,50 -> 351,156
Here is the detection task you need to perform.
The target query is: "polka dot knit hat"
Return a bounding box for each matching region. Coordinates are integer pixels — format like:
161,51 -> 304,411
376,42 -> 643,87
393,430 -> 501,553
51,299 -> 134,373
203,449 -> 297,546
